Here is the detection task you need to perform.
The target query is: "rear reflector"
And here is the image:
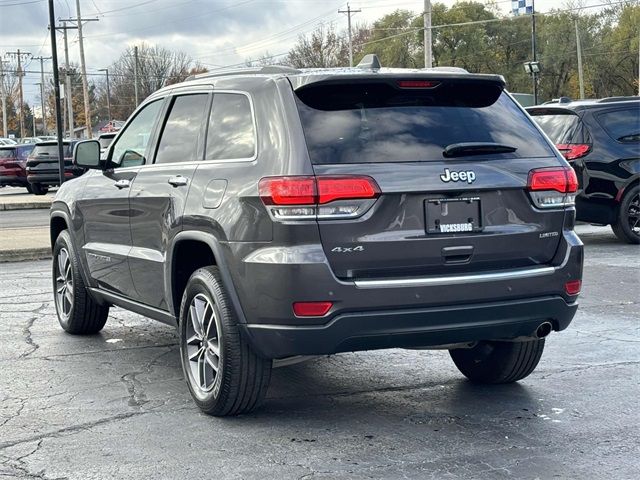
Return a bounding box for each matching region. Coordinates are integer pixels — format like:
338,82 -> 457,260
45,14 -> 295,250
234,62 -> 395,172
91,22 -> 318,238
556,143 -> 590,161
293,301 -> 333,317
397,80 -> 440,89
565,280 -> 582,295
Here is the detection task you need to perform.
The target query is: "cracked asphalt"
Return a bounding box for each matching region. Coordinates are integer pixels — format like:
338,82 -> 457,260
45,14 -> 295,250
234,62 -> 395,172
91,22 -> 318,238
0,225 -> 638,479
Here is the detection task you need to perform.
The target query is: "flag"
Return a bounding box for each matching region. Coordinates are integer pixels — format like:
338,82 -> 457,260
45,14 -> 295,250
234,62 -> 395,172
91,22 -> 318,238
512,0 -> 534,16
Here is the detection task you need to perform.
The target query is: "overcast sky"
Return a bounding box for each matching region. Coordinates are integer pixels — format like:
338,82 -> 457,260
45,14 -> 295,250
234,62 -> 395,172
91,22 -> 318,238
0,0 -> 613,105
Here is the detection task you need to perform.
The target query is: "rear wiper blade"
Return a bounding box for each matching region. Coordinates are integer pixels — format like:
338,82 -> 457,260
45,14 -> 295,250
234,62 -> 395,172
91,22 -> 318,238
443,142 -> 518,158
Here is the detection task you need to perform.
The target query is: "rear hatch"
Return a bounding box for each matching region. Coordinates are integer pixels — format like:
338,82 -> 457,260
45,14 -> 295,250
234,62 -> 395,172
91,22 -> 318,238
293,76 -> 567,280
27,142 -> 74,172
0,147 -> 19,174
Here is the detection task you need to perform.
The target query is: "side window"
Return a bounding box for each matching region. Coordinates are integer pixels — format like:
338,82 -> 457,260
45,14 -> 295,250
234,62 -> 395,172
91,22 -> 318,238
596,108 -> 640,143
111,100 -> 163,168
205,93 -> 256,160
155,94 -> 210,164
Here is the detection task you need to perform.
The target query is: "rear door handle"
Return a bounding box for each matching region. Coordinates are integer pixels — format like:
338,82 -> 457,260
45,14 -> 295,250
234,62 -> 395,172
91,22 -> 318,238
114,179 -> 130,189
168,175 -> 188,187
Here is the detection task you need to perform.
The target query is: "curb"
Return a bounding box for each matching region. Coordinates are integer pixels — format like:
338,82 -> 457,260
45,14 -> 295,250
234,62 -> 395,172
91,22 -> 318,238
0,248 -> 52,263
0,201 -> 52,211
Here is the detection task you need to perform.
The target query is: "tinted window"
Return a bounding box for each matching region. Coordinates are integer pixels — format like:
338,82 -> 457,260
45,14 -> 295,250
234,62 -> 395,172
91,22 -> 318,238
111,100 -> 163,168
205,93 -> 255,160
32,143 -> 73,157
18,146 -> 34,160
597,108 -> 640,143
530,111 -> 591,144
295,83 -> 553,164
155,94 -> 209,164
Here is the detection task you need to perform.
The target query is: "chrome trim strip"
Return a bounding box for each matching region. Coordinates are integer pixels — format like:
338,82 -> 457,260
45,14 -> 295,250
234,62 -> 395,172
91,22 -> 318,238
354,266 -> 556,289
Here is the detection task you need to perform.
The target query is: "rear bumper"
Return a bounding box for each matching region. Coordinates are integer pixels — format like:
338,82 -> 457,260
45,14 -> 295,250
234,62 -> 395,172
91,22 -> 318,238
0,175 -> 27,186
242,296 -> 578,358
27,170 -> 81,185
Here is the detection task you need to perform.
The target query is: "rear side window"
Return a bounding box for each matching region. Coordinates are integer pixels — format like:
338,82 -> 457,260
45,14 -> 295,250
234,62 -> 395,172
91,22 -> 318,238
156,94 -> 210,164
596,108 -> 640,143
32,144 -> 73,157
295,82 -> 554,164
0,149 -> 16,159
205,93 -> 256,160
18,146 -> 34,160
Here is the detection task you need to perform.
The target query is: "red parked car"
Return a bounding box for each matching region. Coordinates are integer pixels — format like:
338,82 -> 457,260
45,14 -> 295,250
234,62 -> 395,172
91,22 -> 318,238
0,144 -> 36,193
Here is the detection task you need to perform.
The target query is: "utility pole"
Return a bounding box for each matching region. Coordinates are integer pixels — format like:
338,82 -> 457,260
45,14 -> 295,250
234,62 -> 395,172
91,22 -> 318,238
98,68 -> 111,121
134,46 -> 139,106
57,23 -> 76,138
575,18 -> 585,100
36,82 -> 45,135
61,5 -> 98,139
424,0 -> 433,68
6,49 -> 31,138
338,3 -> 361,67
48,0 -> 65,185
0,59 -> 8,137
531,0 -> 538,105
33,56 -> 51,133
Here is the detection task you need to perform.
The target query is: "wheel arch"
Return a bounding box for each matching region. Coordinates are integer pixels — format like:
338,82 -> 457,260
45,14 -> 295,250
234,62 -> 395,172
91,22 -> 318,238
167,231 -> 248,325
50,209 -> 71,249
615,175 -> 640,203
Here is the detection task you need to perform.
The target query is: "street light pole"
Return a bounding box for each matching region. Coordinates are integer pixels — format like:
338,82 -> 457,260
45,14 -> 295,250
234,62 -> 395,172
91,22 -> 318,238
424,0 -> 433,68
0,60 -> 7,137
99,68 -> 111,121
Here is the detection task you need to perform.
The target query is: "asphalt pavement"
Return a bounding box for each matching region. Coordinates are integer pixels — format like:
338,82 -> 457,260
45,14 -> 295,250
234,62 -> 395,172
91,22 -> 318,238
0,208 -> 49,228
0,226 -> 638,479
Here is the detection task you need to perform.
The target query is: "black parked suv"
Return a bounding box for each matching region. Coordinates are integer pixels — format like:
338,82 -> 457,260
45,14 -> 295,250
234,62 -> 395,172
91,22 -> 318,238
527,98 -> 639,243
51,57 -> 583,416
26,140 -> 82,195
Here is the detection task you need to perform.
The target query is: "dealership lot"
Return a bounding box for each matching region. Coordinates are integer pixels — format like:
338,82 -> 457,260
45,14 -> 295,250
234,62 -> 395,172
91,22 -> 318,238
0,225 -> 638,479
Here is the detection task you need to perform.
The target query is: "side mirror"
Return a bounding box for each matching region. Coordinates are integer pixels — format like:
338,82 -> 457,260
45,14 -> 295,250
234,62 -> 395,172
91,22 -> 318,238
73,140 -> 102,169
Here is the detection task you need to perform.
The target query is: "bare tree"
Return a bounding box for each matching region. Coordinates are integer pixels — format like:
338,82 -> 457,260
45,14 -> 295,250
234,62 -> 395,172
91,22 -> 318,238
286,24 -> 350,68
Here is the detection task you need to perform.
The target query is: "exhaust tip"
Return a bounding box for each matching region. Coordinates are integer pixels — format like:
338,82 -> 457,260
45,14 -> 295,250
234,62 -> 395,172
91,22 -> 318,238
536,322 -> 553,339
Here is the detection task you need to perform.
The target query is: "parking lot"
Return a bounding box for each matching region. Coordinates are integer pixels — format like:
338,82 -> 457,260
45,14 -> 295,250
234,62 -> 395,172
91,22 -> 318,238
0,225 -> 637,479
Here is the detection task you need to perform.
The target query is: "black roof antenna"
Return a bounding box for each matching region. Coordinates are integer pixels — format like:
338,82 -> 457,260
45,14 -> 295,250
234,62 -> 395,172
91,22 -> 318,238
357,54 -> 381,70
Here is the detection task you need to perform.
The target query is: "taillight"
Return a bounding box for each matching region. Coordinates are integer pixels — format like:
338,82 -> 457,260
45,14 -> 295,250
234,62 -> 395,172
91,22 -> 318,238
556,143 -> 590,161
259,175 -> 379,220
527,167 -> 578,209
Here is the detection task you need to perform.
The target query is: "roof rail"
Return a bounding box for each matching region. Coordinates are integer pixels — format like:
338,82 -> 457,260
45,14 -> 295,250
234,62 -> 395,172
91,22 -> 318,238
185,65 -> 302,81
596,96 -> 639,103
357,54 -> 381,70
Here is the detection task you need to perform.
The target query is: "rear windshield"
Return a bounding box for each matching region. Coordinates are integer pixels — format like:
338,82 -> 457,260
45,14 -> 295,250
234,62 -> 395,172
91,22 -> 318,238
0,148 -> 16,159
295,82 -> 554,164
529,111 -> 591,144
32,143 -> 73,157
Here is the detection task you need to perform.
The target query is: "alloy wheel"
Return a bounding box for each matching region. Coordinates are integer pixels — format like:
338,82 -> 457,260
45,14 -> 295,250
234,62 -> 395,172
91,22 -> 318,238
185,293 -> 222,392
627,193 -> 640,236
55,247 -> 74,320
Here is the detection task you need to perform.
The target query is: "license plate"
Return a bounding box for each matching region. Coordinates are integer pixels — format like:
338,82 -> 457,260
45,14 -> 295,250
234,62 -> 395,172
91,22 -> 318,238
425,197 -> 482,234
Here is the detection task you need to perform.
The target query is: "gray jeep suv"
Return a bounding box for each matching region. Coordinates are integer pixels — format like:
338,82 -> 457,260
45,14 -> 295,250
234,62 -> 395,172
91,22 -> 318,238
50,56 -> 583,416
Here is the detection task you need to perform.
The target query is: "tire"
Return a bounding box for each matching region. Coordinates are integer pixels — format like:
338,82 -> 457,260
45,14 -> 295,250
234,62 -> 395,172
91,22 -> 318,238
611,185 -> 640,244
52,230 -> 109,334
30,183 -> 48,195
449,339 -> 545,384
25,184 -> 33,194
179,266 -> 271,416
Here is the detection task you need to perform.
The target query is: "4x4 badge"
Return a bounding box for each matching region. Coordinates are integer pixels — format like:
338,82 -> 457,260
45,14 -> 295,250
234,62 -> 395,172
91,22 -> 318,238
440,168 -> 476,184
